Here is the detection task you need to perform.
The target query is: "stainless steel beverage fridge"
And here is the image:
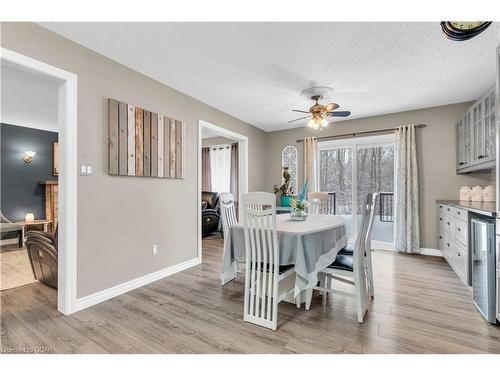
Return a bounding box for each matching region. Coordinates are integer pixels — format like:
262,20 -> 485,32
471,217 -> 497,323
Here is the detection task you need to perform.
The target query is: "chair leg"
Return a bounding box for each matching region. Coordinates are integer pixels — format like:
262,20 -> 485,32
365,255 -> 374,299
305,289 -> 313,310
296,292 -> 301,308
319,273 -> 327,296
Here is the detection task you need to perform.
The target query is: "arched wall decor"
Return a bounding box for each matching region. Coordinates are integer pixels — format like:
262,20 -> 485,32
281,145 -> 298,194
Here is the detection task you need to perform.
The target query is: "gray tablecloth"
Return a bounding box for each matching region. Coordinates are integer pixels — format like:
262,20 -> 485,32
222,214 -> 347,297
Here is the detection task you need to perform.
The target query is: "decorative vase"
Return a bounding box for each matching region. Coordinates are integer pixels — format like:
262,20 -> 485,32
281,195 -> 292,207
290,209 -> 307,221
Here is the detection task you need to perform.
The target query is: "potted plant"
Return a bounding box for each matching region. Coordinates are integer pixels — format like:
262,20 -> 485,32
273,167 -> 295,207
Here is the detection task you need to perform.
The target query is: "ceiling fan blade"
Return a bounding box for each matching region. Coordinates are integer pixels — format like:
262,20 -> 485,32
288,116 -> 310,123
324,103 -> 339,112
328,111 -> 351,117
292,109 -> 310,114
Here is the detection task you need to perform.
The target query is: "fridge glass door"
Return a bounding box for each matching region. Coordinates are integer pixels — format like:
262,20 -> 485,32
472,220 -> 488,316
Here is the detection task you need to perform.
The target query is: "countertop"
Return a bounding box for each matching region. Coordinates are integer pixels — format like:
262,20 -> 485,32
436,200 -> 496,217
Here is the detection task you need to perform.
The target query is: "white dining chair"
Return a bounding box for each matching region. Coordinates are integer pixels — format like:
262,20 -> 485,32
308,192 -> 329,214
309,193 -> 377,323
241,192 -> 296,331
220,193 -> 239,285
335,192 -> 378,299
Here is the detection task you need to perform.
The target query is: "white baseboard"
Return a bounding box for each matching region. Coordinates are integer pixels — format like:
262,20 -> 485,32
74,257 -> 201,312
371,242 -> 443,257
418,248 -> 443,257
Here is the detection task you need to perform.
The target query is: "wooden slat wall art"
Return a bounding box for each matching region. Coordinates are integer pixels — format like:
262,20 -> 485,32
151,113 -> 158,177
108,99 -> 186,179
127,105 -> 136,176
108,99 -> 119,174
143,111 -> 151,177
157,115 -> 164,178
118,102 -> 128,174
135,107 -> 144,176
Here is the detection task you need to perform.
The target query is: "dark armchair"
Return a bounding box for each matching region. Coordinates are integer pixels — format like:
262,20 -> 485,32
201,191 -> 221,237
25,226 -> 58,289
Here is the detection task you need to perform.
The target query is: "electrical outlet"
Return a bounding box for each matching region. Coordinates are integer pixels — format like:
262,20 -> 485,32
152,245 -> 159,256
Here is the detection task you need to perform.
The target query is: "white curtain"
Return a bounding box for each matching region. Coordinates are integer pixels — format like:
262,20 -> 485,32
303,137 -> 318,192
394,124 -> 420,253
210,145 -> 231,194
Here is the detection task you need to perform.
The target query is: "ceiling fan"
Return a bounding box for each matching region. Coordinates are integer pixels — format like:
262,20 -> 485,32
289,91 -> 351,130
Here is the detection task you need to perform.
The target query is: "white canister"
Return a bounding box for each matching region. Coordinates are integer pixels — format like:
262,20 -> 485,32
470,185 -> 484,202
459,186 -> 472,201
483,185 -> 495,202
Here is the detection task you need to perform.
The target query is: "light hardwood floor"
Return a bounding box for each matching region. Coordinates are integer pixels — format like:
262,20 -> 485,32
0,246 -> 36,291
1,237 -> 500,354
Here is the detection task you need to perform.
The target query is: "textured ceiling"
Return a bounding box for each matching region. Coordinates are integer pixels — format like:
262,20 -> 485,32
39,22 -> 500,132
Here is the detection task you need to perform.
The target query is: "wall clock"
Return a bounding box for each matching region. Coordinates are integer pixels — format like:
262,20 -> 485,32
441,22 -> 492,41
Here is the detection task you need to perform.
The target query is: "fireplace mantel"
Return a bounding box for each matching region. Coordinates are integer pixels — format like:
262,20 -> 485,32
40,180 -> 58,232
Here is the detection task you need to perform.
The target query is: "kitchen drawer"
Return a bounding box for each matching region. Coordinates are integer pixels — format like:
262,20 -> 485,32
443,235 -> 453,262
437,208 -> 447,226
453,218 -> 468,245
453,240 -> 467,282
451,207 -> 468,222
437,230 -> 445,252
444,216 -> 454,234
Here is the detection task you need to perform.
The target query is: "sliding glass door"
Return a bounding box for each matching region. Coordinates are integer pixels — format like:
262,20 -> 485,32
318,134 -> 395,247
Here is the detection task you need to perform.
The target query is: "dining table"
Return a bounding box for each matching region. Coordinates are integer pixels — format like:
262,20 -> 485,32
221,213 -> 348,303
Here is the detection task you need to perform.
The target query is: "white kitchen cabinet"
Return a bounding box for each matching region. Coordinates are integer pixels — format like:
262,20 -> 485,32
456,86 -> 496,173
436,203 -> 470,285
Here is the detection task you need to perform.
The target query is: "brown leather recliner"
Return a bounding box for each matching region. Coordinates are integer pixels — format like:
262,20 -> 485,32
25,226 -> 58,289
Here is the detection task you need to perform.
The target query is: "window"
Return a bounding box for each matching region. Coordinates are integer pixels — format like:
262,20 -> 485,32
318,134 -> 395,246
281,145 -> 298,194
210,145 -> 231,193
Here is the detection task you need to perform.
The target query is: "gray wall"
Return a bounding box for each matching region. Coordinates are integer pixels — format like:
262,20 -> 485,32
202,136 -> 234,147
0,123 -> 58,221
265,102 -> 496,249
0,22 -> 268,298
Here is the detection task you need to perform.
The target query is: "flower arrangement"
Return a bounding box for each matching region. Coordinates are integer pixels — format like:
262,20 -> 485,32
290,180 -> 309,220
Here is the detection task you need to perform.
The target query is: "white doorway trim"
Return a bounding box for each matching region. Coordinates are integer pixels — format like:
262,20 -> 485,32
1,48 -> 78,315
198,120 -> 248,262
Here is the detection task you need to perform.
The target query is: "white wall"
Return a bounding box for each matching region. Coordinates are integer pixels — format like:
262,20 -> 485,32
1,63 -> 59,131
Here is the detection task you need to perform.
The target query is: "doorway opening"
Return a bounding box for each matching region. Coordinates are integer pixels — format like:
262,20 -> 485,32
197,120 -> 248,265
1,48 -> 77,314
317,134 -> 395,249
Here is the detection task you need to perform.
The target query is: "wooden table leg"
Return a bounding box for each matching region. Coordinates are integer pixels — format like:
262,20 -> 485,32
18,229 -> 23,248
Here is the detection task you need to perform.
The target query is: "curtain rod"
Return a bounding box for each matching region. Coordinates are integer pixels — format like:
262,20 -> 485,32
295,124 -> 427,143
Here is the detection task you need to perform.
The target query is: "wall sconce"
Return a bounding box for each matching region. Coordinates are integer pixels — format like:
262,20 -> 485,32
23,151 -> 36,163
25,212 -> 35,222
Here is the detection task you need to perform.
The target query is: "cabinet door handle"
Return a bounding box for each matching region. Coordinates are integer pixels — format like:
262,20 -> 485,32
447,243 -> 451,247
439,235 -> 443,239
457,228 -> 461,232
457,252 -> 461,257
439,217 -> 443,221
459,162 -> 465,165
